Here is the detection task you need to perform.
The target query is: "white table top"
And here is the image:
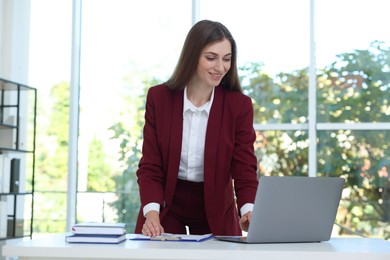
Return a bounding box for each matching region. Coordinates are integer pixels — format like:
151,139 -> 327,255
2,233 -> 390,260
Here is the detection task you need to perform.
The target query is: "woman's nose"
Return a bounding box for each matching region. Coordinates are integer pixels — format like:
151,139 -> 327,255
215,59 -> 224,72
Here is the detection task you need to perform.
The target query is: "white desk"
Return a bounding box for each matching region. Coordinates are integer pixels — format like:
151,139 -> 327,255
2,234 -> 390,260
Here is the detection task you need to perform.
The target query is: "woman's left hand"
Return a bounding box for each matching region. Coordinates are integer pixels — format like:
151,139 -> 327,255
239,211 -> 252,232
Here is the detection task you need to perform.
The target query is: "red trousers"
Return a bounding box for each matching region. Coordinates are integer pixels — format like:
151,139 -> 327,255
161,179 -> 211,235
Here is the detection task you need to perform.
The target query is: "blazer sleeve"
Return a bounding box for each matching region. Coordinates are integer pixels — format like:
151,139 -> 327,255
136,87 -> 165,207
231,95 -> 258,210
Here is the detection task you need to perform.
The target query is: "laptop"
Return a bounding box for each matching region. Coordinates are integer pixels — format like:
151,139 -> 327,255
215,176 -> 345,243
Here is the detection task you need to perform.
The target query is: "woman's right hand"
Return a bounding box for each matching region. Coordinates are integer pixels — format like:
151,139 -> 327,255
142,210 -> 164,236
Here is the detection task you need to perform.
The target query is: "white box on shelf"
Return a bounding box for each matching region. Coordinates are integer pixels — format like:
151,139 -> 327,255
0,154 -> 8,238
0,116 -> 17,149
0,197 -> 7,238
0,154 -> 3,191
1,154 -> 11,193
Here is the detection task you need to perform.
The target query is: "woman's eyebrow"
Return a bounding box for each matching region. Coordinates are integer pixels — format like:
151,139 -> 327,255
204,51 -> 232,57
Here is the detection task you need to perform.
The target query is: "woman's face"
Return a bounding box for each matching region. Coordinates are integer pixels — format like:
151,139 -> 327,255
192,38 -> 232,88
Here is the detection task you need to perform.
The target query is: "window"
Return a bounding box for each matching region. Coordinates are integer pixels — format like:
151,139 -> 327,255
24,0 -> 389,239
77,0 -> 192,230
28,0 -> 72,234
315,0 -> 390,238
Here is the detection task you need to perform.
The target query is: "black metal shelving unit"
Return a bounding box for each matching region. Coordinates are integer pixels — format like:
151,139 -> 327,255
0,77 -> 36,240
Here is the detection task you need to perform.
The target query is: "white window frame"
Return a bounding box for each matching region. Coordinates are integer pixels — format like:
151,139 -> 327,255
66,0 -> 390,230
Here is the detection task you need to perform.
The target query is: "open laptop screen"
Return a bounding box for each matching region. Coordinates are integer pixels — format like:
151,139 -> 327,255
215,176 -> 345,244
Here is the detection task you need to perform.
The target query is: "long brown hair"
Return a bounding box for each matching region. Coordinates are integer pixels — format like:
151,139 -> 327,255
165,20 -> 242,92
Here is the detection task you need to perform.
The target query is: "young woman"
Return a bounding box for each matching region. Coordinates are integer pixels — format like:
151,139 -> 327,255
135,20 -> 258,236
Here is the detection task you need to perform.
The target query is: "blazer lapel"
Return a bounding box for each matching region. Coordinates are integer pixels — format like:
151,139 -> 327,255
164,89 -> 184,210
204,86 -> 223,188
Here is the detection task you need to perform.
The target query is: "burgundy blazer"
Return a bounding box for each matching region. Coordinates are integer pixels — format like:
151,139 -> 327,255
135,84 -> 258,235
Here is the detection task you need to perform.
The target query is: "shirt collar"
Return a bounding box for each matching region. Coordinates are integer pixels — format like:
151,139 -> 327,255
183,86 -> 215,115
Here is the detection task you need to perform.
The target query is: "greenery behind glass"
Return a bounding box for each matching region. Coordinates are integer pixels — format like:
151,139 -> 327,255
32,42 -> 389,239
109,42 -> 389,238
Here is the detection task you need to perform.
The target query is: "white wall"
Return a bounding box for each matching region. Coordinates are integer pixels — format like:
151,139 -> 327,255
0,0 -> 31,84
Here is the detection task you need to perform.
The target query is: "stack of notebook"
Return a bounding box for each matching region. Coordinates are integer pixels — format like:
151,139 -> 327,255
65,222 -> 127,244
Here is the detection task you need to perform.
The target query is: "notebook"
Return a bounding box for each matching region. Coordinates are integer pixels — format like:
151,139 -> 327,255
215,176 -> 345,244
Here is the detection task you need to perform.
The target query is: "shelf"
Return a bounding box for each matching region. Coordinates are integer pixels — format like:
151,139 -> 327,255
0,192 -> 33,196
0,77 -> 35,91
0,123 -> 17,129
0,78 -> 36,240
0,147 -> 34,153
0,234 -> 31,241
0,104 -> 18,108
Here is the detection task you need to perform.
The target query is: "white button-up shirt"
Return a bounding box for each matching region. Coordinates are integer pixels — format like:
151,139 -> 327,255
178,87 -> 214,182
